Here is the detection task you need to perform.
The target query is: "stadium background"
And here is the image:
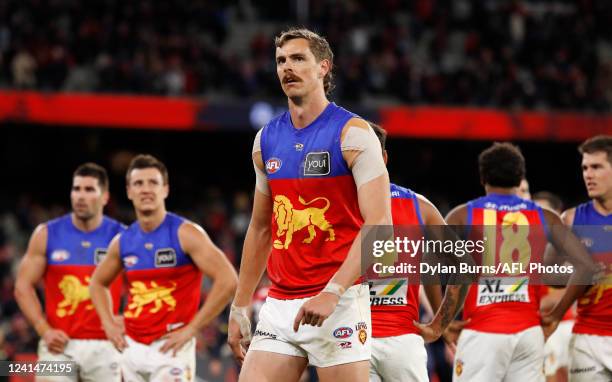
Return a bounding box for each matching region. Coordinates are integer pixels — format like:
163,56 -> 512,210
1,1 -> 612,381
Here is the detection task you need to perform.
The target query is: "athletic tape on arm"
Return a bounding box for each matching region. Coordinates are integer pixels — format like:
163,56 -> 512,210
342,125 -> 388,189
252,128 -> 270,195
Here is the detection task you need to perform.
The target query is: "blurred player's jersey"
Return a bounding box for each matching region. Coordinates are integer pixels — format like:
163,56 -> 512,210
261,102 -> 363,299
119,212 -> 202,344
371,184 -> 422,338
463,194 -> 547,333
45,214 -> 124,339
572,201 -> 612,336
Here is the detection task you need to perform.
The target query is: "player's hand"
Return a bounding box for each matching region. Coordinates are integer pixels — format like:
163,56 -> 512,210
227,304 -> 252,365
414,320 -> 443,343
160,325 -> 196,357
293,292 -> 339,332
42,328 -> 70,354
102,316 -> 127,352
541,312 -> 560,340
442,319 -> 470,348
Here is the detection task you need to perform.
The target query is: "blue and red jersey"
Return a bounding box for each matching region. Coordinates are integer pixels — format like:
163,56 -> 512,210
371,184 -> 423,338
571,201 -> 612,336
119,212 -> 202,344
463,194 -> 547,334
261,102 -> 364,299
45,214 -> 124,339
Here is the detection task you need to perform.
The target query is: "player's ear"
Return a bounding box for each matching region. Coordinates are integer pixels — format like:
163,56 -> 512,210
126,184 -> 133,201
383,150 -> 388,166
319,59 -> 330,78
163,184 -> 169,199
101,190 -> 110,206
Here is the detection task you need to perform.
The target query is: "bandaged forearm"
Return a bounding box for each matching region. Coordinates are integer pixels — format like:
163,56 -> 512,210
342,125 -> 388,188
229,304 -> 252,342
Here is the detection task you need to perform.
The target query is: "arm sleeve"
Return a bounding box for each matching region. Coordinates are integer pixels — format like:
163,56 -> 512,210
252,128 -> 270,195
341,125 -> 388,189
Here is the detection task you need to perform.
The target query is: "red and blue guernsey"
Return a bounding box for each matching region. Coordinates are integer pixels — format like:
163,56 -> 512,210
371,184 -> 423,338
261,102 -> 364,299
45,214 -> 124,339
572,201 -> 612,336
119,212 -> 202,344
463,194 -> 547,333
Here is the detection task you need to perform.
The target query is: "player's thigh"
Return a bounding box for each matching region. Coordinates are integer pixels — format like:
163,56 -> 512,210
452,329 -> 510,382
303,285 -> 371,368
239,350 -> 308,382
79,340 -> 121,382
150,337 -> 196,382
569,334 -> 612,382
317,359 -> 369,382
36,340 -> 76,382
370,334 -> 428,382
505,326 -> 545,382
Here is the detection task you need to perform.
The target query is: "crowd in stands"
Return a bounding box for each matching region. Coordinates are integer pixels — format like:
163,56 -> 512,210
1,0 -> 612,111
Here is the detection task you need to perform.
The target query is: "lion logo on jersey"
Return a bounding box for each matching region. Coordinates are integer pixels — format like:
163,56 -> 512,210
579,271 -> 612,306
124,281 -> 177,318
56,275 -> 93,317
272,195 -> 335,250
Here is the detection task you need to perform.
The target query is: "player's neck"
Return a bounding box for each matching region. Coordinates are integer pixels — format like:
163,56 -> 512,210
136,208 -> 167,232
287,91 -> 329,129
71,213 -> 104,232
592,194 -> 612,216
484,185 -> 517,196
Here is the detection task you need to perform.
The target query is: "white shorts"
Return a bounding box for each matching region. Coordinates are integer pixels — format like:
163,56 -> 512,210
568,334 -> 612,382
370,333 -> 428,382
121,336 -> 196,382
453,326 -> 545,382
37,339 -> 120,382
249,284 -> 371,368
544,320 -> 574,376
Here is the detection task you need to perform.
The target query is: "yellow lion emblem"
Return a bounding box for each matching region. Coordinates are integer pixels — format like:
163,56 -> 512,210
272,195 -> 335,250
124,281 -> 177,318
579,272 -> 612,306
56,275 -> 93,318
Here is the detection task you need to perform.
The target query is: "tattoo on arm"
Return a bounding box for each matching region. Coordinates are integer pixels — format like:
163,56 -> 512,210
440,290 -> 457,328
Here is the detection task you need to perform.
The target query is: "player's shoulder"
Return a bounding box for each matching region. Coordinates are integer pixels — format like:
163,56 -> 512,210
103,215 -> 127,232
46,213 -> 70,229
561,206 -> 578,226
445,203 -> 468,225
177,219 -> 209,249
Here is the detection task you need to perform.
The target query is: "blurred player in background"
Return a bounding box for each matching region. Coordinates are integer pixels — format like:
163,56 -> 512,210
534,192 -> 573,382
369,123 -> 468,382
228,28 -> 392,382
15,163 -> 124,381
90,154 -> 237,382
446,143 -> 593,382
562,135 -> 612,382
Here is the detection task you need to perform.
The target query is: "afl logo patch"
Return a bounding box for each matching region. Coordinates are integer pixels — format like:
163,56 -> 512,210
123,255 -> 138,268
333,327 -> 353,339
51,250 -> 70,262
155,248 -> 177,267
266,158 -> 282,174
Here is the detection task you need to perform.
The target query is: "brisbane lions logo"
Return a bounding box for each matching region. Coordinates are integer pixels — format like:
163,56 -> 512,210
272,195 -> 335,250
124,281 -> 177,318
56,275 -> 93,317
